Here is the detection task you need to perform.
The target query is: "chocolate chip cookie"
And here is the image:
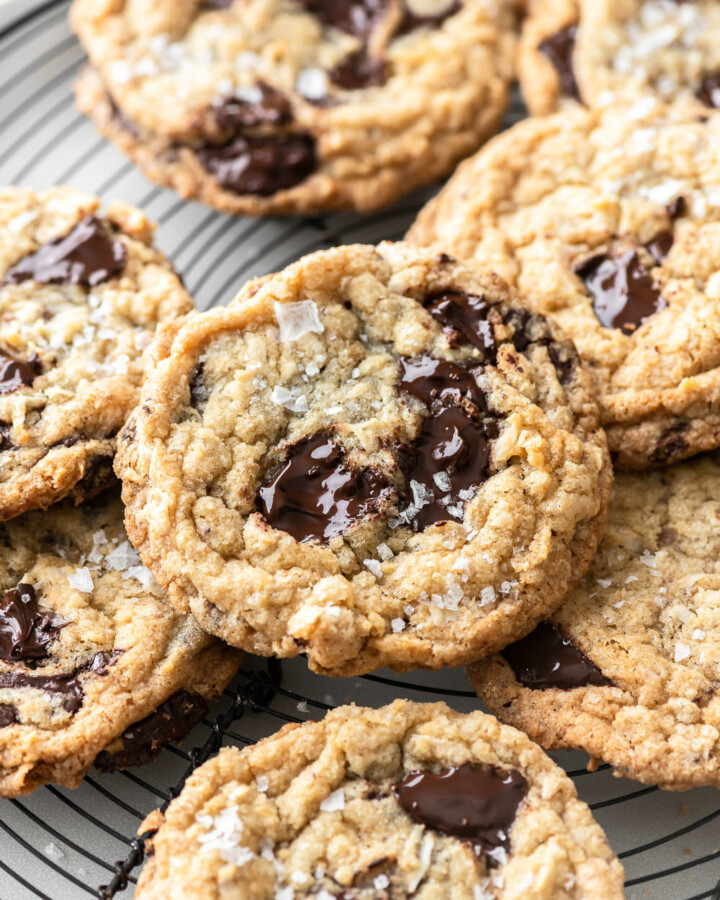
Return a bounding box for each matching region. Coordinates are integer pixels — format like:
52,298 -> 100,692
469,452 -> 720,791
134,700 -> 624,899
115,242 -> 611,677
0,187 -> 193,520
0,488 -> 241,797
71,0 -> 515,215
409,103 -> 720,468
520,0 -> 720,115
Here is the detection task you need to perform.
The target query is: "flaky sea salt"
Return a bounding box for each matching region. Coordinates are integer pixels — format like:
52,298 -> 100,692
296,67 -> 328,101
196,806 -> 255,866
68,568 -> 93,593
374,875 -> 390,890
391,618 -> 405,633
433,472 -> 451,492
271,385 -> 309,414
256,775 -> 269,792
320,788 -> 345,812
674,643 -> 691,663
364,559 -> 383,579
693,629 -> 706,641
7,210 -> 39,233
274,300 -> 324,342
410,480 -> 433,509
105,540 -> 142,571
377,543 -> 393,561
480,586 -> 496,605
122,565 -> 157,589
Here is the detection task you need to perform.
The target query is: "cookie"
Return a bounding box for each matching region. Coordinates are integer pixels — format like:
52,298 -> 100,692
70,0 -> 515,216
115,242 -> 611,677
517,0 -> 580,114
133,700 -> 624,899
0,488 -> 241,797
468,453 -> 720,791
519,0 -> 720,115
409,102 -> 720,469
0,187 -> 193,520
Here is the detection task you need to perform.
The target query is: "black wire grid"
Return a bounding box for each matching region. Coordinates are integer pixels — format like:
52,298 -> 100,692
1,3 -> 720,898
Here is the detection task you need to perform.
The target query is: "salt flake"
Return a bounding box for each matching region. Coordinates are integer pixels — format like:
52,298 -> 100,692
274,300 -> 324,342
320,788 -> 345,812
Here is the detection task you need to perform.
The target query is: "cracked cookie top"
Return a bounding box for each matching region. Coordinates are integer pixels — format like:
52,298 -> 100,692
0,489 -> 241,797
115,242 -> 610,676
469,452 -> 720,790
0,187 -> 193,520
520,0 -> 720,115
70,0 -> 515,214
134,700 -> 624,900
409,102 -> 720,468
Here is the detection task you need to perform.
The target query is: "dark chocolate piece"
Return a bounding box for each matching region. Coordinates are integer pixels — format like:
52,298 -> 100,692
502,621 -> 611,690
0,424 -> 13,452
402,404 -> 497,531
0,704 -> 16,727
577,250 -> 667,334
258,431 -> 391,542
0,584 -> 63,662
3,216 -> 126,287
0,649 -> 122,713
667,196 -> 686,220
696,70 -> 720,108
395,762 -> 527,859
213,83 -> 293,131
424,291 -> 497,361
395,0 -> 460,37
328,51 -> 389,90
646,232 -> 674,265
538,24 -> 581,102
298,0 -> 388,37
650,420 -> 690,464
0,351 -> 41,394
399,354 -> 488,413
197,133 -> 316,196
547,341 -> 577,386
95,690 -> 208,771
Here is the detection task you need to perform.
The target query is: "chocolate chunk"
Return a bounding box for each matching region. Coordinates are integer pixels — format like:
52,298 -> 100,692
538,24 -> 581,102
399,355 -> 489,413
189,362 -> 208,409
402,404 -> 497,531
0,584 -> 64,662
667,196 -> 686,220
213,83 -> 293,131
577,250 -> 667,334
547,341 -> 577,385
0,649 -> 122,713
0,704 -> 17,727
395,0 -> 460,37
0,350 -> 41,394
95,690 -> 208,771
197,133 -> 316,196
502,621 -> 611,690
203,0 -> 233,7
650,420 -> 690,464
424,292 -> 497,361
329,51 -> 389,90
0,424 -> 13,452
298,0 -> 388,37
646,232 -> 674,265
395,762 -> 527,859
3,216 -> 126,287
258,431 -> 392,542
696,70 -> 720,108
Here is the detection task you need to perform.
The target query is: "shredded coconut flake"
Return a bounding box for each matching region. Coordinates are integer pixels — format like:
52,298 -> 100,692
68,568 -> 93,593
274,300 -> 324,342
320,788 -> 345,812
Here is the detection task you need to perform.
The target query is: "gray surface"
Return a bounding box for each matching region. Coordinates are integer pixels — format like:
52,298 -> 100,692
0,3 -> 719,898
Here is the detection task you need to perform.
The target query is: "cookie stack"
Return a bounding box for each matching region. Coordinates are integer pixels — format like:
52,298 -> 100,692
8,0 -> 720,897
0,187 -> 242,796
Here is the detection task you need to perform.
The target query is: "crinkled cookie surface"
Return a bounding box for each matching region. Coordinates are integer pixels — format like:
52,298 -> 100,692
116,242 -> 610,676
134,700 -> 624,900
0,489 -> 241,797
409,102 -> 720,468
469,453 -> 720,790
71,0 -> 515,214
0,186 -> 193,519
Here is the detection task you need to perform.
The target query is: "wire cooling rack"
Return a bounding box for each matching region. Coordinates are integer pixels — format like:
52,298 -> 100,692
1,3 -> 720,898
